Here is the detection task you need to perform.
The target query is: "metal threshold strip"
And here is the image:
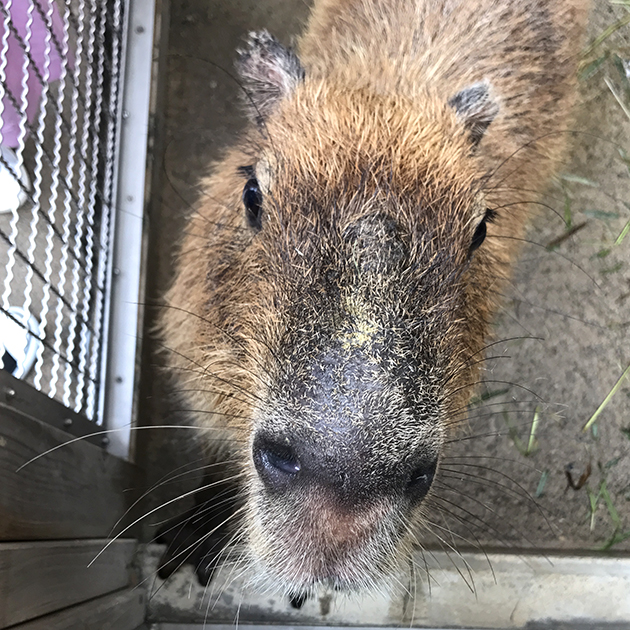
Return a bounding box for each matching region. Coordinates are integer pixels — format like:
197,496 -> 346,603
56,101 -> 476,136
141,548 -> 630,629
154,624 -> 630,630
154,626 -> 484,630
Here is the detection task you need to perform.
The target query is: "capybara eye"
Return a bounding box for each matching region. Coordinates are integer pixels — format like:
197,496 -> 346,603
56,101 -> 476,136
469,218 -> 487,253
243,178 -> 263,229
469,208 -> 496,254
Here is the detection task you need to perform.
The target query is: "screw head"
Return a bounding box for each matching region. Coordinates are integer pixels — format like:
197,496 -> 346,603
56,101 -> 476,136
63,418 -> 73,428
5,388 -> 15,401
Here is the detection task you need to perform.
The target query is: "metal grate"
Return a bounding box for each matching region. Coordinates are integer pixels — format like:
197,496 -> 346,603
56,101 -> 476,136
0,0 -> 125,422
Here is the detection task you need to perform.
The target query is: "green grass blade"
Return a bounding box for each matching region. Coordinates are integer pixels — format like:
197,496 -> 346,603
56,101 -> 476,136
526,406 -> 541,455
583,363 -> 630,431
582,12 -> 630,59
615,218 -> 630,246
605,77 -> 630,121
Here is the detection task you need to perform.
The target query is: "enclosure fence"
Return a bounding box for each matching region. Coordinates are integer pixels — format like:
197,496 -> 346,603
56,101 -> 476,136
0,0 -> 126,424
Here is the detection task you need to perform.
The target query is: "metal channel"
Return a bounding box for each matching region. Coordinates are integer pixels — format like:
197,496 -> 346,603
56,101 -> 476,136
99,0 -> 155,459
140,545 -> 630,628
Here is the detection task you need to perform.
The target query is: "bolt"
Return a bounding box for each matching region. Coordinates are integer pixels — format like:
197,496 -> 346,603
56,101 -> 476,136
122,110 -> 130,119
126,195 -> 133,202
115,376 -> 123,383
135,25 -> 145,34
113,267 -> 121,276
101,436 -> 110,446
5,388 -> 15,401
63,418 -> 73,428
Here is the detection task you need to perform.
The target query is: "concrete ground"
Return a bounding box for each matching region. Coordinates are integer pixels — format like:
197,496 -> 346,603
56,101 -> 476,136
136,0 -> 630,624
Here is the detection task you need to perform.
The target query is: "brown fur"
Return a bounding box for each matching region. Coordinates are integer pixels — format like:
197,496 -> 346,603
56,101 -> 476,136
161,0 -> 590,595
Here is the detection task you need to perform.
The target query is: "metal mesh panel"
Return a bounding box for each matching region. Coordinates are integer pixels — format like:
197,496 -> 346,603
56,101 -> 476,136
0,0 -> 125,422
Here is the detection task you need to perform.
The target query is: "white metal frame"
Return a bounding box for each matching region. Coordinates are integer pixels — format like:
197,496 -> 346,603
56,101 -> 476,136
100,0 -> 156,459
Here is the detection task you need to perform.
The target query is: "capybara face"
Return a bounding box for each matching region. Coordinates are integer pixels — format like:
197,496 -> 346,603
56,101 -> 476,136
161,0 -> 589,592
165,69 -> 498,592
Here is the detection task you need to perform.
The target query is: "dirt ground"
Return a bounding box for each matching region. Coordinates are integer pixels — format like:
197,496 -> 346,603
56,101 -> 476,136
136,0 -> 630,602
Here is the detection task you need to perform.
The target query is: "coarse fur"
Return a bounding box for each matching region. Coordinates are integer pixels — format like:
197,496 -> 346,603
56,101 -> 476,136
160,0 -> 590,597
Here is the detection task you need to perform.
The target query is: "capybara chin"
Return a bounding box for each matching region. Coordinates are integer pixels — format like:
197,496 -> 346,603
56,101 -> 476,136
160,0 -> 590,595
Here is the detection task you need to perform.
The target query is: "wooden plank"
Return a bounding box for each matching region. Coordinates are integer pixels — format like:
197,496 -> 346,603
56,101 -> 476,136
0,405 -> 138,540
0,539 -> 136,628
10,589 -> 145,630
0,370 -> 102,445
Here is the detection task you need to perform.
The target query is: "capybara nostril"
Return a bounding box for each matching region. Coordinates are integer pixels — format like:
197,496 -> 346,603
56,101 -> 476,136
253,432 -> 301,491
406,458 -> 438,504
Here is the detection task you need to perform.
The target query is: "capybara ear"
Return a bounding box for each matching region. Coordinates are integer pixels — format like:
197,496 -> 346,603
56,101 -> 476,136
236,30 -> 305,123
448,81 -> 499,147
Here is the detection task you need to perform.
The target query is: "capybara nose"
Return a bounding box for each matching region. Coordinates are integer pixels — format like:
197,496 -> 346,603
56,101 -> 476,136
253,428 -> 438,505
252,432 -> 302,492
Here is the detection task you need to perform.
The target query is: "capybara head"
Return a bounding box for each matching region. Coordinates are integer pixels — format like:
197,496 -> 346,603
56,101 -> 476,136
163,30 -> 505,595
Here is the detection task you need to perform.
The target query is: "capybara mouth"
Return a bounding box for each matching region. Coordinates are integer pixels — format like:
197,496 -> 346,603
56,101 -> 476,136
246,480 -> 417,593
